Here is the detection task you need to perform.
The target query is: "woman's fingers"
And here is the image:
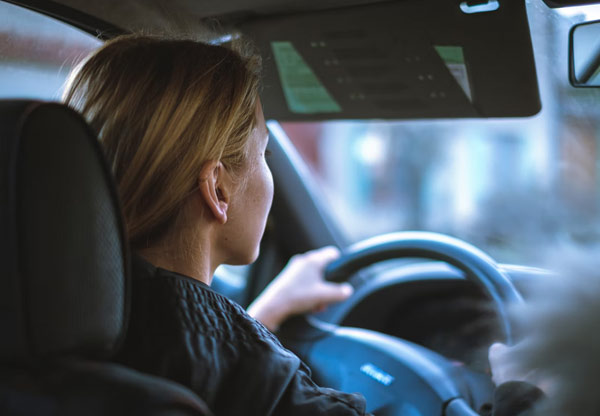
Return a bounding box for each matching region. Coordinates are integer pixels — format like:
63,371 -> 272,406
314,282 -> 354,304
248,246 -> 349,331
291,246 -> 341,271
489,342 -> 512,385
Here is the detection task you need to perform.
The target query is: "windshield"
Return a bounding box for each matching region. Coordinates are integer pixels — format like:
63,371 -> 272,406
279,0 -> 600,267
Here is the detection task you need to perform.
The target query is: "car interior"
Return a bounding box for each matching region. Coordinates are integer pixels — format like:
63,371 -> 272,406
2,0 -> 600,415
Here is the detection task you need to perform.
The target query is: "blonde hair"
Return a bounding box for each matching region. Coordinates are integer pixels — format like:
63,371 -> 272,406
64,35 -> 261,248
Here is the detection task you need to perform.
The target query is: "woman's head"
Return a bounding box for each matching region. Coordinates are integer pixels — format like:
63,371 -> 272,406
64,35 -> 268,258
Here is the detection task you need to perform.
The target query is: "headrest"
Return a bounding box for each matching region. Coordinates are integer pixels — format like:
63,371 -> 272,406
0,100 -> 128,362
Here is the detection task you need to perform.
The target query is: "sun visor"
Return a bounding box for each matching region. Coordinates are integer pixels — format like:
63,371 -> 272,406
240,0 -> 540,120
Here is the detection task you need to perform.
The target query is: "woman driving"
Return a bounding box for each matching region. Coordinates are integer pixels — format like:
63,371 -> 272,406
64,34 -> 364,415
63,34 -> 542,416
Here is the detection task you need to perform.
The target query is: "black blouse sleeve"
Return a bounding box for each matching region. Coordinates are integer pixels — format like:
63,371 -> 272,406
120,255 -> 370,416
479,381 -> 545,416
272,362 -> 368,416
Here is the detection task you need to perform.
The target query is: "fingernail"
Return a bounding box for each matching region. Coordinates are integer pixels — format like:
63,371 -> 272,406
341,283 -> 354,296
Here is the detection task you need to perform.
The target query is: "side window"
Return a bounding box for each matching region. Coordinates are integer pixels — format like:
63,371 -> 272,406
0,1 -> 101,100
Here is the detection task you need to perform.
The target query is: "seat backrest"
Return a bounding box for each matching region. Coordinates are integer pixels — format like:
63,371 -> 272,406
0,100 -> 127,362
0,100 -> 212,416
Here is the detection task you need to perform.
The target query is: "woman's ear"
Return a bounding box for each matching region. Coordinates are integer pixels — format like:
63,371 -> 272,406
198,160 -> 231,225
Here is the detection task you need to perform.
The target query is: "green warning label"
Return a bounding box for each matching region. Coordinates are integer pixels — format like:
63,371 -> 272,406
434,46 -> 466,65
434,45 -> 472,101
271,41 -> 342,114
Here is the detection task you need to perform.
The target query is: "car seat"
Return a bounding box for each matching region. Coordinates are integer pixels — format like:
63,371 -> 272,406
0,100 -> 213,416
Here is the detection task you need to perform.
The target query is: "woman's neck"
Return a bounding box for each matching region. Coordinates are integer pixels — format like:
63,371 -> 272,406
137,233 -> 215,285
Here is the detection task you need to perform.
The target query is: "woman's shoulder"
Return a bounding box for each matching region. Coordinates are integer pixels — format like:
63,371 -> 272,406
130,254 -> 285,351
125,255 -> 368,416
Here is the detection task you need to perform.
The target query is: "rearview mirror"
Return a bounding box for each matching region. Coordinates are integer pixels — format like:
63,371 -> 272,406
570,20 -> 600,87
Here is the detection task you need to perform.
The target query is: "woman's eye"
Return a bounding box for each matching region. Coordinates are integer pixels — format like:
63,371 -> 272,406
264,150 -> 272,157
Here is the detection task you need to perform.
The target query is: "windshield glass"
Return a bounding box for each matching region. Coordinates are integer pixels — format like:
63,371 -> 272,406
279,0 -> 600,267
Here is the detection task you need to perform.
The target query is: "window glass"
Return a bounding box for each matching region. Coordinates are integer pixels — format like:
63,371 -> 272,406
0,1 -> 101,100
280,0 -> 600,267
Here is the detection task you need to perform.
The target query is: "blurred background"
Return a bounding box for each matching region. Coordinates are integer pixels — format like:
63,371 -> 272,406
2,0 -> 599,268
280,0 -> 600,266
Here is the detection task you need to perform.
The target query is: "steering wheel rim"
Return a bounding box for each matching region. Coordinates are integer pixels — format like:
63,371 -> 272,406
324,231 -> 523,344
279,231 -> 525,416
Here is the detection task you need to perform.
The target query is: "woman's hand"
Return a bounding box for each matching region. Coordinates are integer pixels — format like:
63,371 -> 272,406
247,246 -> 354,332
489,342 -> 552,394
489,342 -> 524,386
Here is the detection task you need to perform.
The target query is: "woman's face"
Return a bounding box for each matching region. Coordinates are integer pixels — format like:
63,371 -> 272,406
223,100 -> 274,265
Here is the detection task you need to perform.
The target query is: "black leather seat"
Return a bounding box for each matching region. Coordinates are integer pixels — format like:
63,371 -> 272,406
0,100 -> 213,416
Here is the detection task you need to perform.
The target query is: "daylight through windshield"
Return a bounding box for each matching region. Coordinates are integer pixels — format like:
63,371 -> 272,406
280,0 -> 600,267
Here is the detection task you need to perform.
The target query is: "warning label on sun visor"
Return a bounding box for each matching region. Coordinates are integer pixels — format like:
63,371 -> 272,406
434,46 -> 472,102
271,41 -> 342,114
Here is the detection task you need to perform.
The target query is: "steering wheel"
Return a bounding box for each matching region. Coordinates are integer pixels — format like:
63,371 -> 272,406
279,231 -> 524,416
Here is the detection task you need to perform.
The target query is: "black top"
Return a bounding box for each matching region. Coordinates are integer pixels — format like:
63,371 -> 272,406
479,381 -> 544,416
117,255 -> 543,416
117,255 -> 368,415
